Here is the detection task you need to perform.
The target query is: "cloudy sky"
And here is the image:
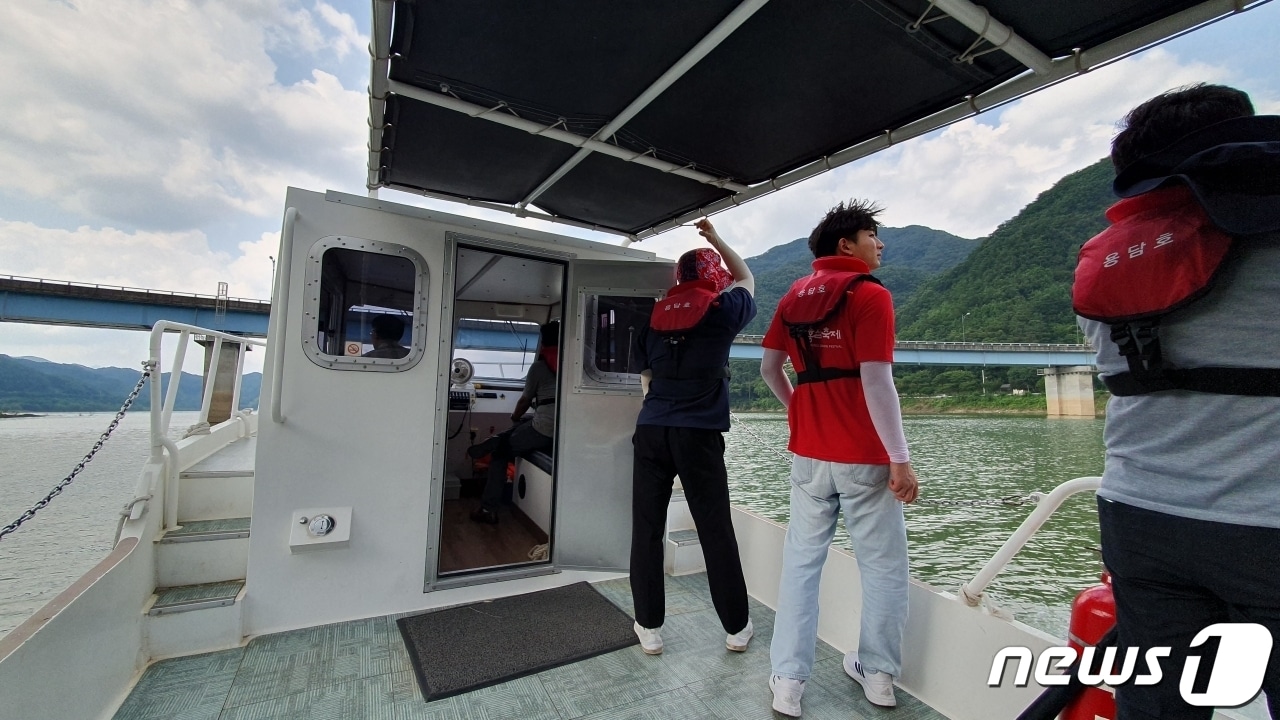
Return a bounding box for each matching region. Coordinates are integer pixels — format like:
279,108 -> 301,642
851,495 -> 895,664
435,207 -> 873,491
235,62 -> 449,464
1,0 -> 1277,372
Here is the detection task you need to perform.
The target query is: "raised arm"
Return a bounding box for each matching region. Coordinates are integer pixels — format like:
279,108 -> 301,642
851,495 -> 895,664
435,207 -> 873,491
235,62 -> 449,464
695,218 -> 754,296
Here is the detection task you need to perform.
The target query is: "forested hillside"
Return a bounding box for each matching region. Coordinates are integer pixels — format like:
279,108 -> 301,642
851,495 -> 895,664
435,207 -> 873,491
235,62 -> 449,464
0,355 -> 261,413
743,225 -> 977,334
727,157 -> 1119,409
895,159 -> 1115,342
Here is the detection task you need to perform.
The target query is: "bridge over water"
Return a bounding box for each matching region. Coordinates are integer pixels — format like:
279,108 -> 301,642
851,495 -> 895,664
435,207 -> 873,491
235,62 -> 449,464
1,275 -> 1093,365
2,275 -> 1097,414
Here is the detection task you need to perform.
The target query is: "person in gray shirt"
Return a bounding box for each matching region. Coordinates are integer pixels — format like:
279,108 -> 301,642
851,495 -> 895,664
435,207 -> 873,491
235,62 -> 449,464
470,321 -> 558,524
1076,84 -> 1280,719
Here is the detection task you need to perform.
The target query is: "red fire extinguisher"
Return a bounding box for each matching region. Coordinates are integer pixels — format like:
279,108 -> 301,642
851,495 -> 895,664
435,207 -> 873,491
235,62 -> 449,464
1061,571 -> 1117,720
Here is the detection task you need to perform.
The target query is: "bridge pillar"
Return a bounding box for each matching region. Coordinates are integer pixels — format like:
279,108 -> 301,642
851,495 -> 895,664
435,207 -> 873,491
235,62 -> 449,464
1040,366 -> 1095,418
198,339 -> 248,425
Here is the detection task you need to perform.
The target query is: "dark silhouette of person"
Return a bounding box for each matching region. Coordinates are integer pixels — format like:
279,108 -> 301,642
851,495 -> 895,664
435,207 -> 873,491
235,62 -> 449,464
469,321 -> 559,524
363,315 -> 410,358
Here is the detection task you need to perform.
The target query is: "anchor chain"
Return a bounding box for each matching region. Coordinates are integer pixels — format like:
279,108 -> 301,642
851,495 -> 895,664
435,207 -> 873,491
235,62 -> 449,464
0,361 -> 154,540
728,411 -> 1039,509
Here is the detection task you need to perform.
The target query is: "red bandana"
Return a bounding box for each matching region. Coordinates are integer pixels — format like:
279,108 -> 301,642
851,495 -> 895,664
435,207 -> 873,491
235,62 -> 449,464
676,248 -> 733,292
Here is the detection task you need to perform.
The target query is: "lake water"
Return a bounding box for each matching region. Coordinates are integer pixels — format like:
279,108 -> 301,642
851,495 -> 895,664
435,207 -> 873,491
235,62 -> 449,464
726,412 -> 1106,637
1,411 -> 1104,639
0,411 -> 203,636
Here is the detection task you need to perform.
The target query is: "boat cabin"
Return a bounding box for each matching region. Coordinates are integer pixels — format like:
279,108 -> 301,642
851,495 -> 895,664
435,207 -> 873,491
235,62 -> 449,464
249,189 -> 673,633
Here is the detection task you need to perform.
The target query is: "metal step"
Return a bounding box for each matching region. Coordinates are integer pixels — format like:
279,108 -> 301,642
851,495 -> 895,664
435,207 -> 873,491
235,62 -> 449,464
667,529 -> 700,547
148,580 -> 244,616
179,469 -> 254,479
160,517 -> 251,543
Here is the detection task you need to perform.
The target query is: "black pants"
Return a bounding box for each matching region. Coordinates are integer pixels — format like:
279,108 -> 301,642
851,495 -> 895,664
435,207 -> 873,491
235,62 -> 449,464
481,422 -> 551,512
630,424 -> 748,634
1098,498 -> 1280,719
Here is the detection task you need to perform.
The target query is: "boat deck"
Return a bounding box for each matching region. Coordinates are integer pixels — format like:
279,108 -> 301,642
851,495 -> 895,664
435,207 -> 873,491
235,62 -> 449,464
113,572 -> 945,719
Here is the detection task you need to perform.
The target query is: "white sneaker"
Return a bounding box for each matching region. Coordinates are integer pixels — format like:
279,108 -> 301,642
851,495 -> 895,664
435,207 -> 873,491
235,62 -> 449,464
726,618 -> 754,652
769,674 -> 805,717
844,652 -> 897,707
634,622 -> 663,655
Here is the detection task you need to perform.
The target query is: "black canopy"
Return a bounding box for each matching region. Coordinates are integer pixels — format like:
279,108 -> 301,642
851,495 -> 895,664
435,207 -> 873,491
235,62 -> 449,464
367,0 -> 1258,239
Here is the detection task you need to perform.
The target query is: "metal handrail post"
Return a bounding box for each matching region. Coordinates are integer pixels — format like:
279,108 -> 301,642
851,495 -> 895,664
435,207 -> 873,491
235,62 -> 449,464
230,342 -> 246,416
270,207 -> 297,424
160,330 -> 190,437
960,476 -> 1102,606
197,336 -> 223,425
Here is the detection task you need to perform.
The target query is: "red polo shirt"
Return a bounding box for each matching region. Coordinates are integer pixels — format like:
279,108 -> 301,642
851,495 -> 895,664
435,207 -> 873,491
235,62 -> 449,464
762,256 -> 896,464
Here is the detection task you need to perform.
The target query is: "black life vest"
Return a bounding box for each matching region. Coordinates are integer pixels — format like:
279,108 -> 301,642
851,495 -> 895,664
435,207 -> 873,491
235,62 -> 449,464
777,271 -> 881,385
1073,185 -> 1280,396
647,279 -> 729,381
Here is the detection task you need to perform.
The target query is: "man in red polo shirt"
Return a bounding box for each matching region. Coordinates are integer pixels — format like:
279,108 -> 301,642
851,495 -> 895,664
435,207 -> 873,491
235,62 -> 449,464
758,199 -> 918,716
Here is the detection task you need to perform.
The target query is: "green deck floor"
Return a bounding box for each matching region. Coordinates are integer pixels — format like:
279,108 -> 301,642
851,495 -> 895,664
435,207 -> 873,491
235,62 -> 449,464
114,572 -> 946,719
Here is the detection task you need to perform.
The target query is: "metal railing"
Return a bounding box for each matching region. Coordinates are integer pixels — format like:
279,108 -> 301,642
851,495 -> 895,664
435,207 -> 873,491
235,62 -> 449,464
0,273 -> 265,305
733,334 -> 1093,352
142,321 -> 266,529
959,476 -> 1102,607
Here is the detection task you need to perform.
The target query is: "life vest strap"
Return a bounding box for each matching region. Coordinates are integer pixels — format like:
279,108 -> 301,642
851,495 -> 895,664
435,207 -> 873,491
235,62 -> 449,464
534,397 -> 555,407
795,367 -> 861,385
1105,367 -> 1280,397
650,365 -> 730,381
1110,320 -> 1165,378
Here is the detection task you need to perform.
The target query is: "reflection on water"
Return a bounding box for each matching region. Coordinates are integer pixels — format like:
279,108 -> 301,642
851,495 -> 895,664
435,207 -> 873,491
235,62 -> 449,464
726,413 -> 1105,637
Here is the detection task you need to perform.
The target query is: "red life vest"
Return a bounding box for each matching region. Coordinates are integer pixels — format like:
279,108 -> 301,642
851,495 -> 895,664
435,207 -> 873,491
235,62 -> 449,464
777,270 -> 881,385
650,279 -> 719,334
1073,185 -> 1279,396
647,279 -> 729,380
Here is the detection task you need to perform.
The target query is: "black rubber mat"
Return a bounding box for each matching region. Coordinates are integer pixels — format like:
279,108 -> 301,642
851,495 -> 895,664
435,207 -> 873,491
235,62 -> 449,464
396,581 -> 639,701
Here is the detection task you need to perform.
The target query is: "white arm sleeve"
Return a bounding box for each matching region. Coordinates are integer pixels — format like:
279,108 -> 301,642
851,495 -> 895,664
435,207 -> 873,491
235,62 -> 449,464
861,361 -> 909,463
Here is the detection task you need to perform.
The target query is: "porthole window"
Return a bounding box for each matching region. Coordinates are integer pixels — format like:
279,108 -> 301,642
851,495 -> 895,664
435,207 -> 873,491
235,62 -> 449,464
302,236 -> 429,371
579,293 -> 655,390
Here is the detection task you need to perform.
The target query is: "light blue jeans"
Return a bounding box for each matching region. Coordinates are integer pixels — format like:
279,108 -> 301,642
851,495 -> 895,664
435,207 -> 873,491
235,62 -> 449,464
769,455 -> 909,681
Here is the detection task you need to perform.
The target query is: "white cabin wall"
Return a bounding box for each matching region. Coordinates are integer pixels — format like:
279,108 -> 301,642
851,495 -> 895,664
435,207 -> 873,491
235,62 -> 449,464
247,190 -> 447,635
246,189 -> 663,636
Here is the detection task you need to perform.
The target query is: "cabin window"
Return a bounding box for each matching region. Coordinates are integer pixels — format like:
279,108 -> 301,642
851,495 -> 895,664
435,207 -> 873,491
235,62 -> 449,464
580,293 -> 655,390
453,319 -> 542,379
302,237 -> 430,371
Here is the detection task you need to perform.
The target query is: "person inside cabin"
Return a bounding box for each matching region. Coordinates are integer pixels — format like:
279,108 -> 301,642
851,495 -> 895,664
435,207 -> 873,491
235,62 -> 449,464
758,199 -> 918,715
629,218 -> 756,657
362,314 -> 410,358
469,320 -> 559,525
1075,84 -> 1280,719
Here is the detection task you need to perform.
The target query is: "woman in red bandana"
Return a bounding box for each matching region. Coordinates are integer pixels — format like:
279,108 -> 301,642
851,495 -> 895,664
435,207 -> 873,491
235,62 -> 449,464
629,219 -> 757,656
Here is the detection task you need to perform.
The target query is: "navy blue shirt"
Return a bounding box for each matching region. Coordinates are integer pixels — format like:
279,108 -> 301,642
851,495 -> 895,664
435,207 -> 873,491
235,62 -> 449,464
635,286 -> 756,431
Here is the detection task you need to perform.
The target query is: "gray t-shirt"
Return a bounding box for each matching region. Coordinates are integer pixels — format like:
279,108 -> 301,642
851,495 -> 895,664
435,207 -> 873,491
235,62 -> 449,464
1079,231 -> 1280,528
522,358 -> 557,439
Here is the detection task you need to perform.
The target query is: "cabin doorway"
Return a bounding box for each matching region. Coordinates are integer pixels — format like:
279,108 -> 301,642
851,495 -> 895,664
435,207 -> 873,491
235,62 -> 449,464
435,245 -> 565,578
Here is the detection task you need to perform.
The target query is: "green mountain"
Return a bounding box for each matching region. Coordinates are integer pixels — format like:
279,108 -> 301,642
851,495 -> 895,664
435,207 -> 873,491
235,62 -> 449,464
727,157 -> 1119,407
0,355 -> 262,413
895,159 -> 1116,342
743,225 -> 978,334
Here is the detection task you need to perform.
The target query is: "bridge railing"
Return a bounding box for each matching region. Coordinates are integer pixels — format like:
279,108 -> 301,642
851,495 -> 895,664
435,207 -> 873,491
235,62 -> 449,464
0,270 -> 264,301
733,334 -> 1092,352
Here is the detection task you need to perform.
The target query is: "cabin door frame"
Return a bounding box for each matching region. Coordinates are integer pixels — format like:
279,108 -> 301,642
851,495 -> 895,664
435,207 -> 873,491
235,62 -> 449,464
424,234 -> 572,591
551,258 -> 671,571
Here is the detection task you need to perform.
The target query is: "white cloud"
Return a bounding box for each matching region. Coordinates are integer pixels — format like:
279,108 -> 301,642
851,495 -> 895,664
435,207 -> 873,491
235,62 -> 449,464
315,2 -> 365,58
1,0 -> 1276,369
0,0 -> 367,231
682,49 -> 1239,257
0,220 -> 275,300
